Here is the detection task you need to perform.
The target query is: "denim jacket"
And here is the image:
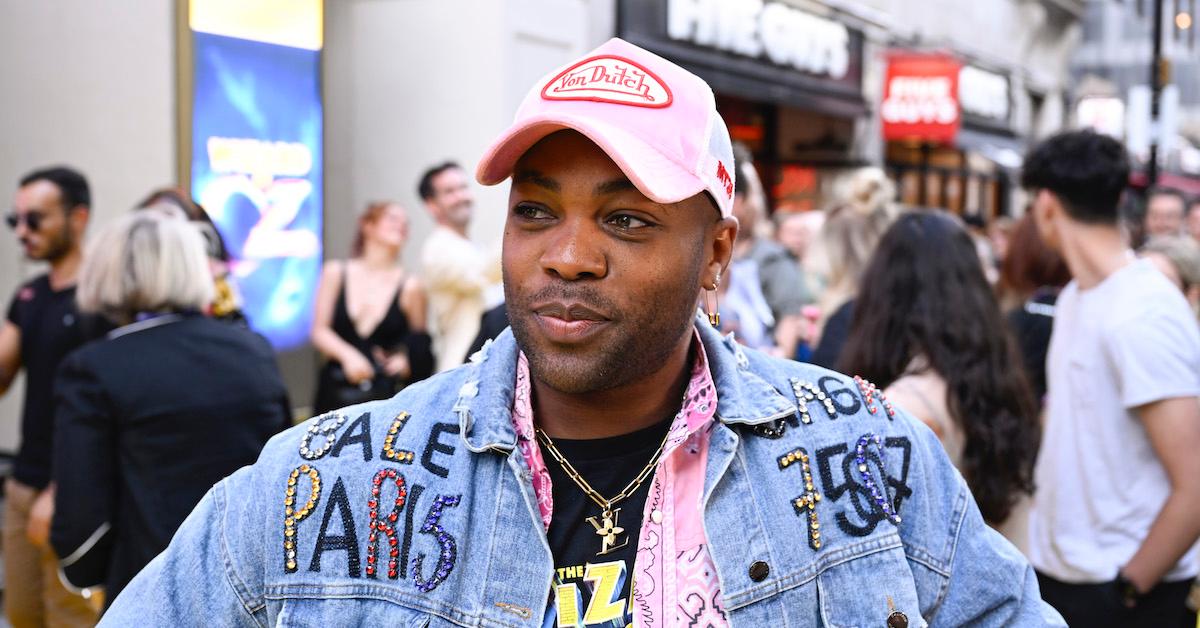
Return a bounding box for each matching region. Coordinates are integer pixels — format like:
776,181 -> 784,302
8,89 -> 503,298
103,320 -> 1064,627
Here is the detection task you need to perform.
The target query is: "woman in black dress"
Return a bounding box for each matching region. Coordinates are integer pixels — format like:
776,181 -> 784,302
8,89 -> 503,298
311,201 -> 433,414
50,207 -> 292,606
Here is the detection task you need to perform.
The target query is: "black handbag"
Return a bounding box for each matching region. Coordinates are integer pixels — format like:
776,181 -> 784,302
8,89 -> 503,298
321,360 -> 399,409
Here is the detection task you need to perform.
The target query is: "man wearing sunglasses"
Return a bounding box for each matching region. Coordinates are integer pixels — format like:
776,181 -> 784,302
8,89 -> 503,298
0,166 -> 98,627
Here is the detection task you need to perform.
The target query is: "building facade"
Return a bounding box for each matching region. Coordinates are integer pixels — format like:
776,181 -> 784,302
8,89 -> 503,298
0,0 -> 1084,445
1072,0 -> 1200,192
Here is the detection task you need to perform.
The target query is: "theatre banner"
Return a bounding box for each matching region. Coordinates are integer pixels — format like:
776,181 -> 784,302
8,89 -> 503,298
185,0 -> 323,350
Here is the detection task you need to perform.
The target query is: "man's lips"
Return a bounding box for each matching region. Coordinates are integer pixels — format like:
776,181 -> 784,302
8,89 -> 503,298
531,302 -> 611,343
533,302 -> 609,322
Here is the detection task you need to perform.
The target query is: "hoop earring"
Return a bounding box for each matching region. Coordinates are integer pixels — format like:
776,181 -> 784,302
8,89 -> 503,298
705,273 -> 721,328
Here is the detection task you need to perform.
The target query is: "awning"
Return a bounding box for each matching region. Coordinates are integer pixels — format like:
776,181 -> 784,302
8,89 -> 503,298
956,127 -> 1026,169
687,60 -> 869,118
1129,171 -> 1200,195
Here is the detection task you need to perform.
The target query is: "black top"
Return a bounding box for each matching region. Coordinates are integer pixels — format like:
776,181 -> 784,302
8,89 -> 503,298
314,270 -> 433,414
1006,290 -> 1058,403
332,273 -> 411,357
540,417 -> 671,628
811,299 -> 856,370
49,313 -> 291,604
5,275 -> 105,489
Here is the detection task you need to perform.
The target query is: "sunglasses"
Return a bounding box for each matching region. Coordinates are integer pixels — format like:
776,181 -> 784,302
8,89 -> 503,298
5,212 -> 45,232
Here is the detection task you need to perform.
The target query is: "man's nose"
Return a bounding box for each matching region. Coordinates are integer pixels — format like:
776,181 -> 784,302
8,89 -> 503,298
540,219 -> 607,281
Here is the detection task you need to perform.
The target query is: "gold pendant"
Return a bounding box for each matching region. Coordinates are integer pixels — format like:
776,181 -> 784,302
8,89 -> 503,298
586,507 -> 628,556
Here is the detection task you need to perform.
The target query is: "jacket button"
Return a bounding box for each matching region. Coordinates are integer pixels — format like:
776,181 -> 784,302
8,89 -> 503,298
887,611 -> 909,628
748,561 -> 769,582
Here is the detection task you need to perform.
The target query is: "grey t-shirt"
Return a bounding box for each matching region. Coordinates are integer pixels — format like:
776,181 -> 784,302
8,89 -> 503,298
747,238 -> 812,320
1030,258 -> 1200,582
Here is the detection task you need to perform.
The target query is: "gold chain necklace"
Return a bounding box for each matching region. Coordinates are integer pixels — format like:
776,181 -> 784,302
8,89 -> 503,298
535,426 -> 670,556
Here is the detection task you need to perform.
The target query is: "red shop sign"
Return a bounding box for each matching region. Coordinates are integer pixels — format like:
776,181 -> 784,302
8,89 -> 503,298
881,54 -> 961,144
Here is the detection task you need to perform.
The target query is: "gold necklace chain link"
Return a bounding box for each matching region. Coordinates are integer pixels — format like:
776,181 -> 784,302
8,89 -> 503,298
534,425 -> 671,514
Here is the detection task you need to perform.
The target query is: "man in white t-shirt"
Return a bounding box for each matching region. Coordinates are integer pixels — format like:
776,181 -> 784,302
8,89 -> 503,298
1023,129 -> 1200,627
418,162 -> 498,372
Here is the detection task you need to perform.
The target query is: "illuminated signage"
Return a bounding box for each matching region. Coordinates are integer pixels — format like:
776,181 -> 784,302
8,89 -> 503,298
881,54 -> 962,144
187,0 -> 323,350
667,0 -> 851,79
959,65 -> 1010,122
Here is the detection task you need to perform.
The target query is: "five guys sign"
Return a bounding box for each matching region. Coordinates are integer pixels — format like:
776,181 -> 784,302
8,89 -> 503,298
880,54 -> 961,144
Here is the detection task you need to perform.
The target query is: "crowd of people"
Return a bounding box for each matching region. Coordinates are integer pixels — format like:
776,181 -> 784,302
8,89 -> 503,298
1,46 -> 1199,626
0,161 -> 507,623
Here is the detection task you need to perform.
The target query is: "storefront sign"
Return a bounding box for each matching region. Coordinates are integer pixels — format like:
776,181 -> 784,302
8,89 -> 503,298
959,65 -> 1009,123
881,54 -> 961,144
666,0 -> 851,79
617,0 -> 865,115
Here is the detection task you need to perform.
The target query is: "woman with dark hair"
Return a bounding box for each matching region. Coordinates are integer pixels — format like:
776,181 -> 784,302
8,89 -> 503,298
839,209 -> 1041,550
311,201 -> 433,414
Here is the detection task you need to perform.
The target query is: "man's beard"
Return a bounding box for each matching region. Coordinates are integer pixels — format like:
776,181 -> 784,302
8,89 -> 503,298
27,226 -> 74,262
504,261 -> 703,395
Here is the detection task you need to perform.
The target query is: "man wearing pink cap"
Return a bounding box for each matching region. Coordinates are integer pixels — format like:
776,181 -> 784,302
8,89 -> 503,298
104,39 -> 1063,627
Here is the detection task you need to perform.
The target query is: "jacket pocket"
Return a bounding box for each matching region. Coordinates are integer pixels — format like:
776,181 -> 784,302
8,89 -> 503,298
816,544 -> 927,628
274,597 -> 432,628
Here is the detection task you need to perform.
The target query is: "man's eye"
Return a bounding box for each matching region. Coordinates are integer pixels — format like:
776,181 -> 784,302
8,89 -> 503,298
608,214 -> 652,230
513,203 -> 551,220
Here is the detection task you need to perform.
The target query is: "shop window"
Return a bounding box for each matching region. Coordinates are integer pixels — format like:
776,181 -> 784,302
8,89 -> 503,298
717,94 -> 770,156
774,165 -> 820,212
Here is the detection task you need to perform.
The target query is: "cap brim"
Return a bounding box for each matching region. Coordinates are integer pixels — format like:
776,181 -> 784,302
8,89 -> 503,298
475,113 -> 706,206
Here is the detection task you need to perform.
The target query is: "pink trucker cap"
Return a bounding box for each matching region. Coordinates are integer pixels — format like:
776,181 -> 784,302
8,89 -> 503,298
476,37 -> 736,218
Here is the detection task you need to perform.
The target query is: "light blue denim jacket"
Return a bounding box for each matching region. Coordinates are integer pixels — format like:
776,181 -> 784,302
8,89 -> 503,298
102,320 -> 1064,627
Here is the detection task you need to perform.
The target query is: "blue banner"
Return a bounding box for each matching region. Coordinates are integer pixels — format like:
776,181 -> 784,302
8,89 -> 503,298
190,30 -> 322,350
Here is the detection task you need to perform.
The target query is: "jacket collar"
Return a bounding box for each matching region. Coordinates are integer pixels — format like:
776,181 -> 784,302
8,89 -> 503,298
457,315 -> 796,452
692,317 -> 796,425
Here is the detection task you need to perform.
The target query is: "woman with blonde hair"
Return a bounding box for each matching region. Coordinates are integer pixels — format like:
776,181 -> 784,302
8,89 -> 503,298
135,187 -> 244,322
807,168 -> 898,367
50,207 -> 290,607
311,201 -> 433,413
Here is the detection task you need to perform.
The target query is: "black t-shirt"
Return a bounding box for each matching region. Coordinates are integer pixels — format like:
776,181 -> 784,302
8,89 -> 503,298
812,299 -> 855,370
1006,290 -> 1058,403
6,275 -> 101,489
540,417 -> 672,628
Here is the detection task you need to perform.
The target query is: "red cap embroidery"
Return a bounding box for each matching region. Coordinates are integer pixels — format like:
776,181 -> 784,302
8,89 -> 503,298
715,161 -> 734,199
541,55 -> 673,109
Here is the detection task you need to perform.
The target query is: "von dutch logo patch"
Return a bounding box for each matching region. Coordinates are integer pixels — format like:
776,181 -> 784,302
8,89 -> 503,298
541,55 -> 673,108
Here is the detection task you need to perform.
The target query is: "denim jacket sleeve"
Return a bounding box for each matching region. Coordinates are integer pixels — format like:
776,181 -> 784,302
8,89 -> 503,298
101,465 -> 267,627
895,409 -> 1063,627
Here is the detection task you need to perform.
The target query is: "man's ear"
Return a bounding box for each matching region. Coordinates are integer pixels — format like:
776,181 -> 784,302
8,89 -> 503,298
1031,189 -> 1062,244
70,205 -> 90,234
1032,190 -> 1051,222
706,216 -> 739,287
423,200 -> 440,221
